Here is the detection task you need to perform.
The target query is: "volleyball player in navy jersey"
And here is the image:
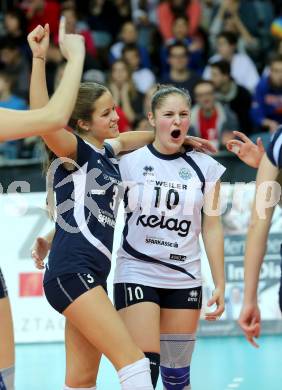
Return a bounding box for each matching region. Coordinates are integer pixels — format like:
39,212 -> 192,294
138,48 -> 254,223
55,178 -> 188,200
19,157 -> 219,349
26,23 -> 158,390
226,129 -> 282,348
0,18 -> 85,390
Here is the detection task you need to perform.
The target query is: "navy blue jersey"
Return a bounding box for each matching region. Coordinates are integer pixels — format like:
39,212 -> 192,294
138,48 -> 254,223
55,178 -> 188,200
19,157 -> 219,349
267,126 -> 282,168
44,135 -> 122,283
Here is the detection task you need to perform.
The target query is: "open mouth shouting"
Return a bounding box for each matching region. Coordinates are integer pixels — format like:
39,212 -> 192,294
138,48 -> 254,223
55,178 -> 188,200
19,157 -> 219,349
170,129 -> 182,140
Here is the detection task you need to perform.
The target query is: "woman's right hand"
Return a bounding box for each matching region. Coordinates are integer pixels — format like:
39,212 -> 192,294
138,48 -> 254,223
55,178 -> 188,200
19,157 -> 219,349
27,23 -> 50,59
226,131 -> 265,168
31,237 -> 51,270
58,16 -> 85,62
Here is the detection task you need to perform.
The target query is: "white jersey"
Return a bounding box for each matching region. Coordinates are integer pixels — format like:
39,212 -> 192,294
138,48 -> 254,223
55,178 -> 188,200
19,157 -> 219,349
114,144 -> 225,289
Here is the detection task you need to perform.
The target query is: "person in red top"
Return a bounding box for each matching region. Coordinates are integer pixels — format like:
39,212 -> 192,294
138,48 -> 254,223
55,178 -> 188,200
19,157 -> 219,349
191,80 -> 238,149
20,0 -> 60,36
157,0 -> 201,42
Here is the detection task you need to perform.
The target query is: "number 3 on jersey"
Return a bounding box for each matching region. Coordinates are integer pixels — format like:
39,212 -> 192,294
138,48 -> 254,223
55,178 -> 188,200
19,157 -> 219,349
110,185 -> 119,211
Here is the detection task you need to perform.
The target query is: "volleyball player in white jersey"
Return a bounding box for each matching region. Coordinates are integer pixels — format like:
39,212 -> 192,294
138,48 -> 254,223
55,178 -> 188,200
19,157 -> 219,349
0,19 -> 86,390
113,85 -> 226,389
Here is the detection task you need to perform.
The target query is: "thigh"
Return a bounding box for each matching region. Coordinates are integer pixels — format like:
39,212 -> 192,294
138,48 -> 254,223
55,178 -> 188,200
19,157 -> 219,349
160,308 -> 201,334
65,320 -> 101,386
63,285 -> 143,370
0,297 -> 14,368
119,302 -> 161,353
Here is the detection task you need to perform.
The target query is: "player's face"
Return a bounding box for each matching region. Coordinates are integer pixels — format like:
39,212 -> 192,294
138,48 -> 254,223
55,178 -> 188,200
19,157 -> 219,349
149,94 -> 190,154
89,91 -> 120,141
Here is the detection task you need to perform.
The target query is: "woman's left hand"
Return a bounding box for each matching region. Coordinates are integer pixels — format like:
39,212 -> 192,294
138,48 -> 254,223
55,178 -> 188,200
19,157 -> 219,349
184,136 -> 217,154
205,287 -> 225,321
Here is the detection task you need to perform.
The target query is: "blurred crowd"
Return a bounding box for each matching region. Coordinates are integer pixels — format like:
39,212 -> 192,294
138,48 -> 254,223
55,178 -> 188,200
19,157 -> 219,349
1,0 -> 282,160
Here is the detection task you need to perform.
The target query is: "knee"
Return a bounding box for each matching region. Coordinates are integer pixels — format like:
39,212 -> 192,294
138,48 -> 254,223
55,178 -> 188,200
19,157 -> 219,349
160,333 -> 196,390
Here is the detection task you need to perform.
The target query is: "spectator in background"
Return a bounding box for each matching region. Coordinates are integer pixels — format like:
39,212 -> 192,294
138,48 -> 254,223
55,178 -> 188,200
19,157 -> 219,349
251,54 -> 282,134
157,0 -> 201,41
108,59 -> 144,127
122,44 -> 155,94
2,8 -> 28,53
160,15 -> 205,74
203,31 -> 259,92
54,7 -> 97,59
0,37 -> 30,99
109,21 -> 151,68
0,71 -> 27,159
160,41 -> 201,101
191,79 -> 238,148
20,0 -> 60,37
210,59 -> 253,135
209,0 -> 258,56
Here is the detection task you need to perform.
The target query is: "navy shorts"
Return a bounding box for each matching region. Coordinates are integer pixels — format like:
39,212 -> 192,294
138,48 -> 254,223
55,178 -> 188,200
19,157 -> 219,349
0,268 -> 8,299
114,283 -> 202,310
44,273 -> 107,313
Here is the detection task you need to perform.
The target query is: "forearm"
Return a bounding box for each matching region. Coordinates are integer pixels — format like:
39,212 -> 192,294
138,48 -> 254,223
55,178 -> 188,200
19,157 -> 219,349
44,228 -> 55,248
47,58 -> 83,126
202,218 -> 225,289
119,131 -> 154,152
243,218 -> 271,303
120,95 -> 136,123
30,57 -> 49,109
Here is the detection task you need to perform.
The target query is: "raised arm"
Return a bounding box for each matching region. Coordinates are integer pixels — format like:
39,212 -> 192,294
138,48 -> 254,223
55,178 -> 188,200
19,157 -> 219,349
0,18 -> 85,143
202,181 -> 225,321
28,22 -> 78,158
238,155 -> 279,347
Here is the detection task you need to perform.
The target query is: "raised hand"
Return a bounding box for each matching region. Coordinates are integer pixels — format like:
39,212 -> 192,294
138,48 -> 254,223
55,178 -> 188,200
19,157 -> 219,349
185,135 -> 217,154
58,16 -> 85,61
226,131 -> 265,168
27,23 -> 50,59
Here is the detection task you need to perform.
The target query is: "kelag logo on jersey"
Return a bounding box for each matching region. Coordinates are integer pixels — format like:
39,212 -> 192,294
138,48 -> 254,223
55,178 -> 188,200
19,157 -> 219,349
136,214 -> 191,237
143,166 -> 154,176
178,167 -> 192,180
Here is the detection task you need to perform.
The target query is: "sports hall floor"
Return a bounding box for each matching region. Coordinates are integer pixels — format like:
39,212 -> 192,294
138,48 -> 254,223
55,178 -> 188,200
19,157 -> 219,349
16,334 -> 282,389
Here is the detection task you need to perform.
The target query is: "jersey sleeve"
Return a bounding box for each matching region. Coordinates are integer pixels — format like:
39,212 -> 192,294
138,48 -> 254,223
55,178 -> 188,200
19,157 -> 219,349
204,155 -> 226,194
266,126 -> 282,168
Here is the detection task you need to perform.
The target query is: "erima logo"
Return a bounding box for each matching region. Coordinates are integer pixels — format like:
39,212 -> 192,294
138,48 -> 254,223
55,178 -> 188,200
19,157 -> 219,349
143,166 -> 154,176
170,254 -> 187,261
187,290 -> 199,302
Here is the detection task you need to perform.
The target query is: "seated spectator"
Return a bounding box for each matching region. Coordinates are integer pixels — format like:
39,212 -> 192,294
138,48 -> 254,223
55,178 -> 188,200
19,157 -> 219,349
161,15 -> 205,73
20,0 -> 60,37
108,59 -> 144,126
0,71 -> 27,159
109,21 -> 151,68
0,37 -> 30,99
210,59 -> 253,135
191,80 -> 239,149
251,54 -> 282,134
122,44 -> 155,93
157,0 -> 201,41
203,31 -> 259,92
160,41 -> 201,101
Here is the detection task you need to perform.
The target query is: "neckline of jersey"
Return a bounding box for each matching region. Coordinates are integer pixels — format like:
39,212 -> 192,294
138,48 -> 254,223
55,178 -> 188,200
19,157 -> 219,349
147,143 -> 192,160
83,138 -> 105,154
